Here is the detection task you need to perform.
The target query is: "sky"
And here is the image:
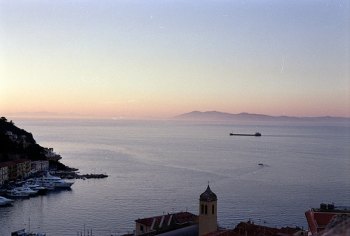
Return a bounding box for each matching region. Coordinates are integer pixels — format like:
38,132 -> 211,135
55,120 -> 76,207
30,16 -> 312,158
0,0 -> 349,119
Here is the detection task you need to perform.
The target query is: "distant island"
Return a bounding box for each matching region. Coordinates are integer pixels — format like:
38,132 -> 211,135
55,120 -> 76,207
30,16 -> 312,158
174,111 -> 350,122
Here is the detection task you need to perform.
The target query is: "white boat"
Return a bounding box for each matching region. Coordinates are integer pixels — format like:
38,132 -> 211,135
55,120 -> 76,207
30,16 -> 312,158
0,196 -> 14,206
33,172 -> 74,189
13,186 -> 38,196
26,179 -> 55,191
23,183 -> 48,194
6,189 -> 30,198
11,229 -> 46,236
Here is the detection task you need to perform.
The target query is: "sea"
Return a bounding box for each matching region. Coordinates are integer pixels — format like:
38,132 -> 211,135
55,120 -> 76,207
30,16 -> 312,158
0,119 -> 349,235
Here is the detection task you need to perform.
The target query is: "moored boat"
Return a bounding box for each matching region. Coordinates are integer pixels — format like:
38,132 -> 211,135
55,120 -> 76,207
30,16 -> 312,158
13,186 -> 38,196
0,196 -> 14,206
23,183 -> 48,195
31,172 -> 74,190
6,189 -> 30,199
11,228 -> 46,236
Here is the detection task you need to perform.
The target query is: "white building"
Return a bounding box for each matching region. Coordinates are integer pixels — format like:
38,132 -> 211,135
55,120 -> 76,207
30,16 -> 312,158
31,160 -> 49,174
0,163 -> 9,186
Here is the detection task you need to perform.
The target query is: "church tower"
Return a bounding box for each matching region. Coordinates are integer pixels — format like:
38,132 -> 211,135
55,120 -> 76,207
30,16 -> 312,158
198,184 -> 217,236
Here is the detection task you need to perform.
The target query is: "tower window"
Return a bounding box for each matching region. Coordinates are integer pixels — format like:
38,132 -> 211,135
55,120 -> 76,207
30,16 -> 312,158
205,205 -> 208,214
212,205 -> 215,214
201,204 -> 204,214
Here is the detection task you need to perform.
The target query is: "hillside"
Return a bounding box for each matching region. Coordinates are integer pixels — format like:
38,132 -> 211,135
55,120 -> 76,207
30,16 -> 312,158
0,117 -> 61,163
174,111 -> 350,122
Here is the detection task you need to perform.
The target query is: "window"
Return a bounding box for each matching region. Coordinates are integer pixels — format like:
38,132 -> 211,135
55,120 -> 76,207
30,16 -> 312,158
205,205 -> 208,214
212,205 -> 215,214
201,204 -> 204,214
140,225 -> 144,232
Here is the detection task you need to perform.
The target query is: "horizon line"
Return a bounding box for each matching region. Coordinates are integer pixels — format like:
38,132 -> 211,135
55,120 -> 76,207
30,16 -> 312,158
2,110 -> 350,120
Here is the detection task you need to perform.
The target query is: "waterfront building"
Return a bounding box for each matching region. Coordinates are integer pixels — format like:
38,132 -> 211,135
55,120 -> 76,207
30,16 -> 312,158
305,203 -> 350,235
31,160 -> 49,174
0,159 -> 31,181
199,185 -> 218,236
44,148 -> 62,161
1,161 -> 17,180
0,163 -> 9,185
13,159 -> 31,179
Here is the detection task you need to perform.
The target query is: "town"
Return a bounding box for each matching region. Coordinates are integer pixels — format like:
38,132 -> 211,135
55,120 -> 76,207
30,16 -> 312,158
115,185 -> 349,236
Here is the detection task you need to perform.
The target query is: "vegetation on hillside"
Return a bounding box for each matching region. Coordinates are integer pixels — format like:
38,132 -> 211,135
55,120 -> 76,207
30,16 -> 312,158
0,117 -> 57,163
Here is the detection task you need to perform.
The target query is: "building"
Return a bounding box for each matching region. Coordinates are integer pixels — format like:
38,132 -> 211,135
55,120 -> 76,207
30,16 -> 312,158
305,203 -> 350,235
134,184 -> 220,236
199,185 -> 218,236
1,161 -> 17,181
0,159 -> 31,181
135,211 -> 197,235
0,162 -> 9,186
31,160 -> 49,174
201,221 -> 304,236
13,159 -> 31,179
44,148 -> 61,161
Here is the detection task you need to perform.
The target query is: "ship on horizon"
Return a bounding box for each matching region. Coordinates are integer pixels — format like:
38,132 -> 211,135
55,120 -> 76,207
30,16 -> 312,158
230,132 -> 262,137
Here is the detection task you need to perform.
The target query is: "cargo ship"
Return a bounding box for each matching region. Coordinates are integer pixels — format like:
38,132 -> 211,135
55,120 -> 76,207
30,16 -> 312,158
230,132 -> 261,137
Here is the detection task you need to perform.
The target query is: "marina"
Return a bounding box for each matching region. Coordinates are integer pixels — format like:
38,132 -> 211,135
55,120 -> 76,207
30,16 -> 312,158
1,172 -> 74,201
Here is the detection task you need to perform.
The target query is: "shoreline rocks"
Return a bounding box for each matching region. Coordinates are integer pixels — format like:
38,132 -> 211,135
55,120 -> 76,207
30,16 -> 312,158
51,170 -> 108,180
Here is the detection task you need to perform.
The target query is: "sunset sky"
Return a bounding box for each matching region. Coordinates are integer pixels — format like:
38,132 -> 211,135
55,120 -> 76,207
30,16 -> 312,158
0,0 -> 349,118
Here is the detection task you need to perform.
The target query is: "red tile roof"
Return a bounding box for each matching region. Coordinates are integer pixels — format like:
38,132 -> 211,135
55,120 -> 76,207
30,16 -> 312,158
135,211 -> 197,227
305,208 -> 350,235
305,203 -> 350,234
204,222 -> 302,236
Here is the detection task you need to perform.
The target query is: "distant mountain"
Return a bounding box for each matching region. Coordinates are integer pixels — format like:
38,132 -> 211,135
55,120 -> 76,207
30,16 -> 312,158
174,111 -> 350,122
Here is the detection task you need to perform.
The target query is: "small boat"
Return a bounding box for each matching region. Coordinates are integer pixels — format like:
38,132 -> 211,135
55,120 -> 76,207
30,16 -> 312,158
0,196 -> 14,206
13,186 -> 38,196
26,179 -> 55,191
230,132 -> 262,137
23,183 -> 48,195
11,229 -> 46,236
6,189 -> 30,199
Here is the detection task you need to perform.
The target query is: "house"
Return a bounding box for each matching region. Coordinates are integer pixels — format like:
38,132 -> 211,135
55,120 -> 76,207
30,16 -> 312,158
31,160 -> 49,174
13,159 -> 31,179
0,162 -> 9,186
135,211 -> 198,236
134,184 -> 219,236
305,203 -> 350,235
44,148 -> 61,161
0,159 -> 31,181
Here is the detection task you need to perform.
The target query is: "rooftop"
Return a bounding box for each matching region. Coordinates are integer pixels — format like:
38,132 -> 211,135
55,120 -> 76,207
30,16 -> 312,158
305,204 -> 350,235
200,185 -> 217,202
135,211 -> 197,227
203,222 -> 302,236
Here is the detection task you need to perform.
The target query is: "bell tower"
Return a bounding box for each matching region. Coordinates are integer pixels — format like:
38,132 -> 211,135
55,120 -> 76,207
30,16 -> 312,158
198,184 -> 217,236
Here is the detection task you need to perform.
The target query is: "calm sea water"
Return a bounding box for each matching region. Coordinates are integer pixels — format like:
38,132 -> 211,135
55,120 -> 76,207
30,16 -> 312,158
1,119 -> 349,235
